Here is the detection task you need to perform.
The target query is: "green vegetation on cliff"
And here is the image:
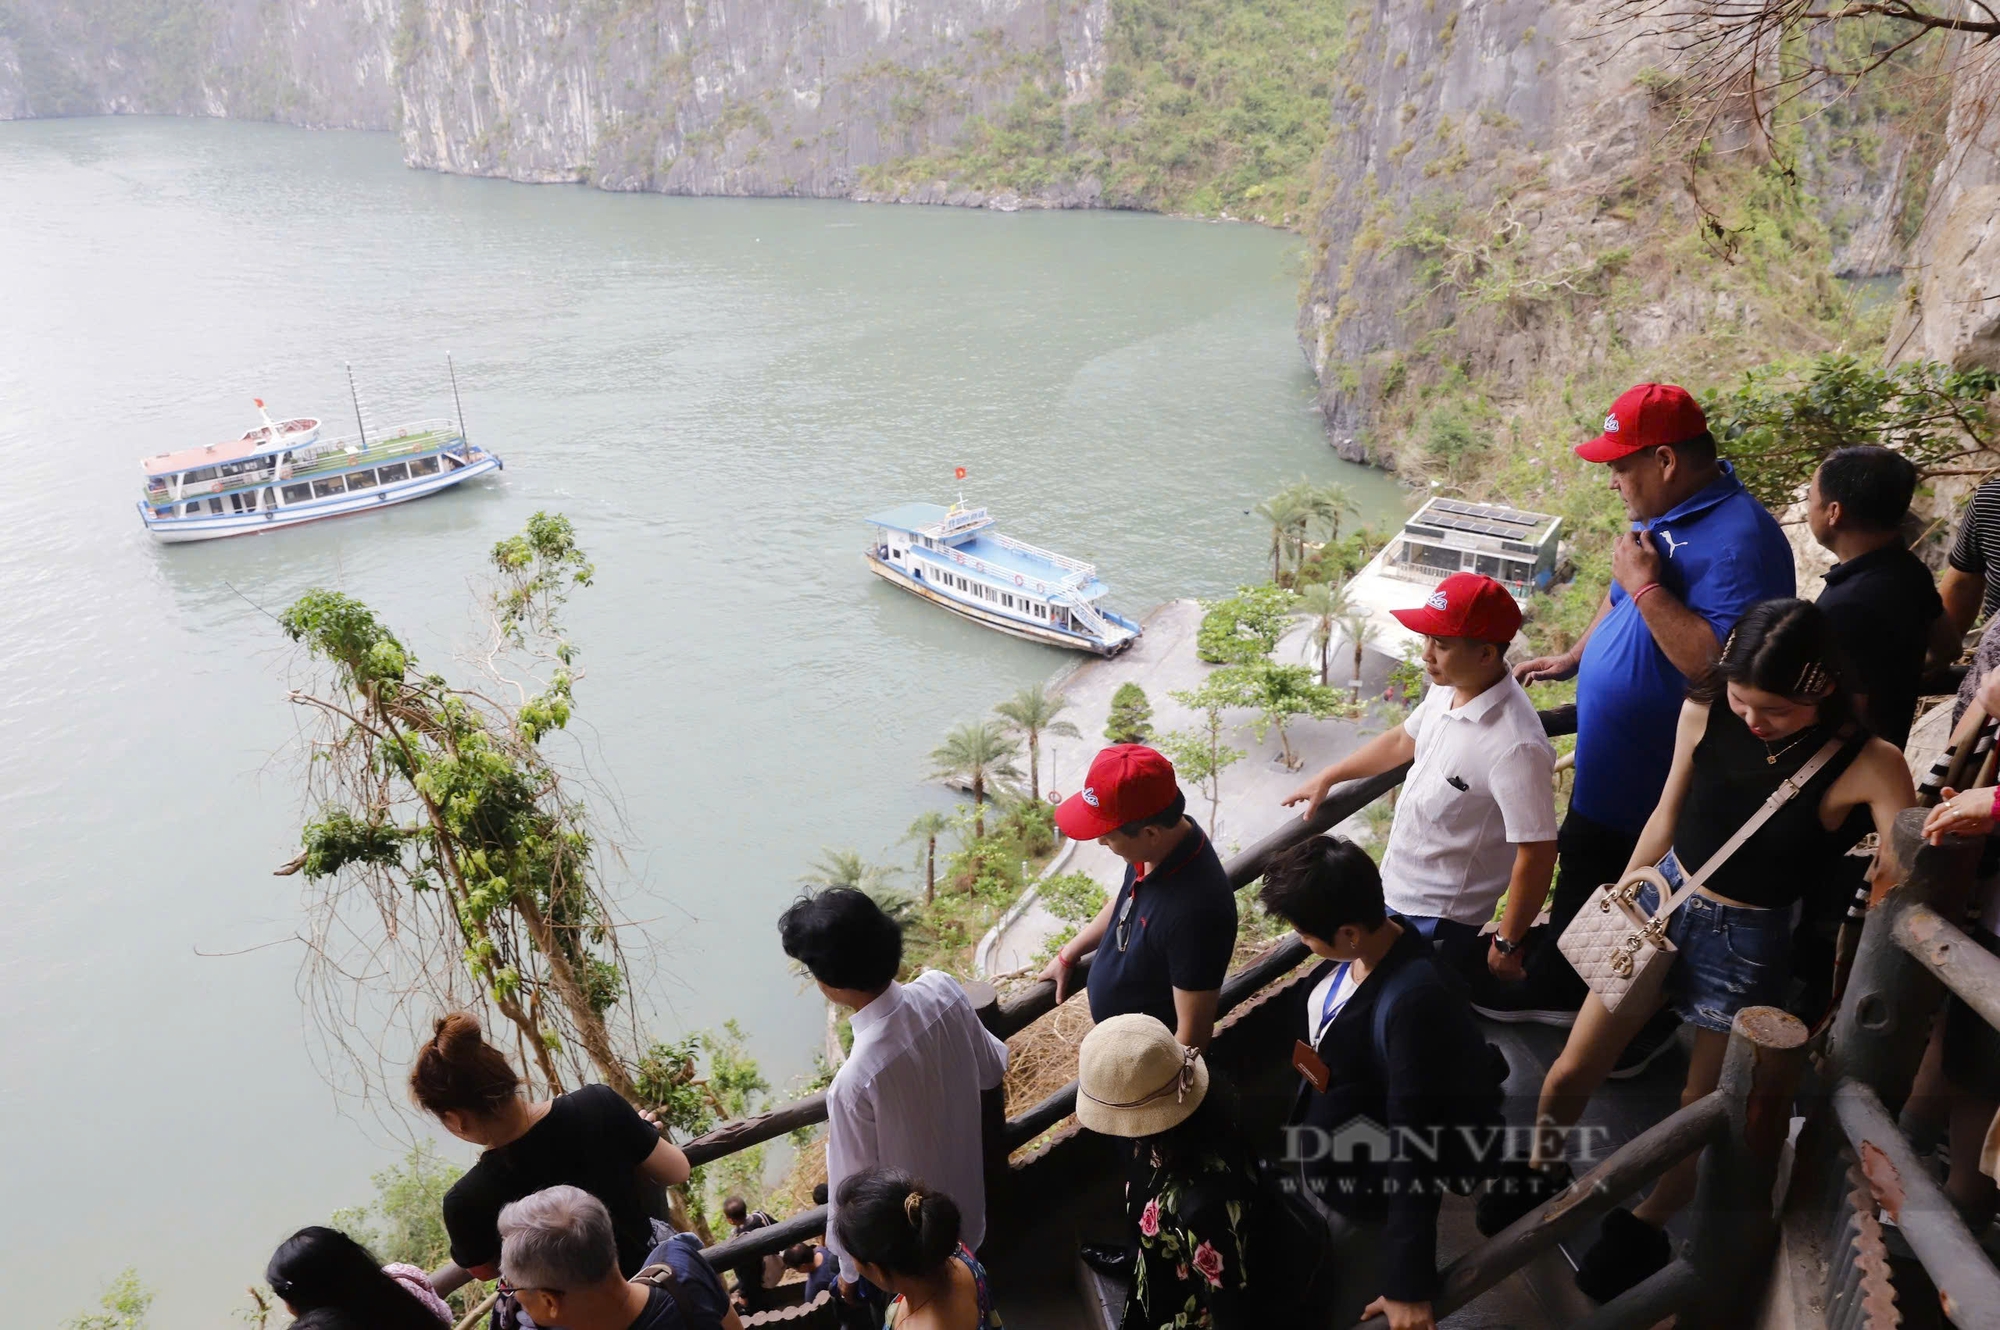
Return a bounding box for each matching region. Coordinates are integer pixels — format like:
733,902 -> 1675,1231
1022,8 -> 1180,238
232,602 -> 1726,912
860,0 -> 1347,223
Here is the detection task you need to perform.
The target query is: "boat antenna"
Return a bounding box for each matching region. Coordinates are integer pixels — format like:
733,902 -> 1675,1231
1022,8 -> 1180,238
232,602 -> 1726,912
447,351 -> 469,445
345,362 -> 371,451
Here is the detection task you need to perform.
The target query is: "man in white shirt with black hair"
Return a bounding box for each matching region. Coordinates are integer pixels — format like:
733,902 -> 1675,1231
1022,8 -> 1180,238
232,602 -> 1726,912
777,886 -> 1009,1313
1283,572 -> 1559,978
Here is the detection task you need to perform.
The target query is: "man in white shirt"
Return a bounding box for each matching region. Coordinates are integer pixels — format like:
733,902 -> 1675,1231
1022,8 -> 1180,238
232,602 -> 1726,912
777,886 -> 1009,1308
1283,572 -> 1559,978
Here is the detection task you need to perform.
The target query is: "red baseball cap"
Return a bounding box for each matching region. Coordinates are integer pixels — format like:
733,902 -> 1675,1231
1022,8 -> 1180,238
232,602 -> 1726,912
1055,744 -> 1181,840
1390,572 -> 1523,643
1576,383 -> 1708,463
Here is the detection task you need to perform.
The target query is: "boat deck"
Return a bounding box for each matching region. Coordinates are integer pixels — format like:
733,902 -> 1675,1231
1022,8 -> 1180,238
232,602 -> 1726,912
289,427 -> 459,478
911,532 -> 1110,602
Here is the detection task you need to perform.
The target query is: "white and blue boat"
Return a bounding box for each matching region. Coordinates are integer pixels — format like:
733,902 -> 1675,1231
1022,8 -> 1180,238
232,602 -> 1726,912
865,501 -> 1143,655
138,402 -> 503,543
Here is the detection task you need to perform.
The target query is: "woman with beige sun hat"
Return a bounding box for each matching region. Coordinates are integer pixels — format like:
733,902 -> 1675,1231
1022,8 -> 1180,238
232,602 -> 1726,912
1076,1013 -> 1265,1330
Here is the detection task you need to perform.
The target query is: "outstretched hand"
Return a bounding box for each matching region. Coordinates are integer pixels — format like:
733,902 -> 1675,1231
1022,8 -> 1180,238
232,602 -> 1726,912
1512,652 -> 1578,686
1281,770 -> 1337,822
1924,786 -> 1998,845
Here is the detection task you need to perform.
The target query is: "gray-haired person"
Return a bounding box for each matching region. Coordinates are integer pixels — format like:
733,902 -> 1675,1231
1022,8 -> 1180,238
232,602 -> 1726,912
497,1185 -> 743,1330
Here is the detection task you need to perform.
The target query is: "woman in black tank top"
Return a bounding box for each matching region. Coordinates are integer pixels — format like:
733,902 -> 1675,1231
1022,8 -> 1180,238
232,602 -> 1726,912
1522,600 -> 1915,1303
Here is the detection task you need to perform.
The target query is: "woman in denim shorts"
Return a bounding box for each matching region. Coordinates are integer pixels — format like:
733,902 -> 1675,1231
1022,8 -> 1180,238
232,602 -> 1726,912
1523,600 -> 1916,1303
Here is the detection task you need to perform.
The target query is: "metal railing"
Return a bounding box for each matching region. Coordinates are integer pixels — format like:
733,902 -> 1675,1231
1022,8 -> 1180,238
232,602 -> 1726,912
990,531 -> 1097,578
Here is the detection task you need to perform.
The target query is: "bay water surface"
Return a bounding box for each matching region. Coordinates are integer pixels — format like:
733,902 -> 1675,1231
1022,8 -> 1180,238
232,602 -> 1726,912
0,118 -> 1406,1325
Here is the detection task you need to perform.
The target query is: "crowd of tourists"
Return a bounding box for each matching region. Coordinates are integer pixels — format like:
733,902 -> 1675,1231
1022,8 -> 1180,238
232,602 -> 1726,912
255,381 -> 2000,1330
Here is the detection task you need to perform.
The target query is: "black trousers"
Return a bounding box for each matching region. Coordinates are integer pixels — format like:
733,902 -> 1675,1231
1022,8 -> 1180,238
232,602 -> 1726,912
1515,810 -> 1643,1009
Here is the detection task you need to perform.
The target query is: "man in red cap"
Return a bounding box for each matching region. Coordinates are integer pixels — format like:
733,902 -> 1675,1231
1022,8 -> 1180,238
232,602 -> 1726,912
1036,744 -> 1237,1054
1474,384 -> 1793,1064
1283,573 -> 1558,978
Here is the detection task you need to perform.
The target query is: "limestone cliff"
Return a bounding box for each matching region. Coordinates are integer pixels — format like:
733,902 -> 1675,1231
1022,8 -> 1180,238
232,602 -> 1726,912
1296,1 -> 1927,463
0,0 -> 396,127
1892,39 -> 2000,374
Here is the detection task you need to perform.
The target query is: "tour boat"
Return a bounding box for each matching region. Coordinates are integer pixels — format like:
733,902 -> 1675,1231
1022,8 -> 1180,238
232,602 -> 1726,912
137,402 -> 503,543
864,501 -> 1143,655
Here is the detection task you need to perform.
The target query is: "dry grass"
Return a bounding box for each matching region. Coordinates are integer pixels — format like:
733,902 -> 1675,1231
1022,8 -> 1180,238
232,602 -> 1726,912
1001,995 -> 1097,1116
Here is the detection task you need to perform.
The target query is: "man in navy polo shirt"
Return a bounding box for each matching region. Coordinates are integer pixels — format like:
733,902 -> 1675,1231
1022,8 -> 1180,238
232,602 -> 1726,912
1036,744 -> 1237,1052
1479,383 -> 1794,1039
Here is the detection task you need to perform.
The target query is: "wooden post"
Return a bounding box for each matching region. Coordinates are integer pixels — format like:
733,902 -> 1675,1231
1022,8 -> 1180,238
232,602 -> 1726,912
1685,1005 -> 1809,1329
1826,807 -> 1980,1114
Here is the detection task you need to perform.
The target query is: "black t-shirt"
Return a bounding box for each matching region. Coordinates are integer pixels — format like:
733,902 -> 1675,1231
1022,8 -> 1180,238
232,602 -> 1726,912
627,1232 -> 733,1329
1818,543 -> 1943,748
442,1083 -> 662,1276
1085,822 -> 1237,1030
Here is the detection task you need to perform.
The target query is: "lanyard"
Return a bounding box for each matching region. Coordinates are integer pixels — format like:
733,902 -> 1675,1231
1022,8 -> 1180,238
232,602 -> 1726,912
1312,962 -> 1353,1045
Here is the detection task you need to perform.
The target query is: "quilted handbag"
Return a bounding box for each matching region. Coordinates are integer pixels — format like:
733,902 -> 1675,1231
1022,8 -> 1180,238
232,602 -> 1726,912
1558,732 -> 1846,1013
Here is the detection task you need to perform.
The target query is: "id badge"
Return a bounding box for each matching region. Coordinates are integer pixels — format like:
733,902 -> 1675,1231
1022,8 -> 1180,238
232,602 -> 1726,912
1292,1038 -> 1331,1093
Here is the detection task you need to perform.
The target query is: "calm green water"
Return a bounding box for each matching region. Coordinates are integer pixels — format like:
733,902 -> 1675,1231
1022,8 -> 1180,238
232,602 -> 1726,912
0,118 -> 1405,1325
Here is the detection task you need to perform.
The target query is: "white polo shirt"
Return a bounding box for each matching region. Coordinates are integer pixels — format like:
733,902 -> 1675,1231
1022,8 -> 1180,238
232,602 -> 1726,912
1378,673 -> 1559,925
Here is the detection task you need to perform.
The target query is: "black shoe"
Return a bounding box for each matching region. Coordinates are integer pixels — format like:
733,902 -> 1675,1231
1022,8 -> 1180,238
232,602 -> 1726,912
1606,1009 -> 1682,1081
1574,1207 -> 1672,1302
1078,1243 -> 1133,1278
1475,1159 -> 1573,1236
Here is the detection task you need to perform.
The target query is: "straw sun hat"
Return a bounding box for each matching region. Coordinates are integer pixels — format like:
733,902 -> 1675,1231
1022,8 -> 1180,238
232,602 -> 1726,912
1075,1013 -> 1210,1138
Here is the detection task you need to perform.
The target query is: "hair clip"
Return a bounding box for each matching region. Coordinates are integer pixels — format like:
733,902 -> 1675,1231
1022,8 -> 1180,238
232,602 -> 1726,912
1722,627 -> 1740,658
904,1191 -> 923,1225
1795,660 -> 1830,696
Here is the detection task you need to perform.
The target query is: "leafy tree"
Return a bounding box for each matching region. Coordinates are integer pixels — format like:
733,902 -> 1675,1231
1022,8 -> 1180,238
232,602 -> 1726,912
1295,482 -> 1357,568
1294,580 -> 1353,686
1160,675 -> 1248,840
902,810 -> 952,904
930,721 -> 1022,838
1105,682 -> 1155,744
1039,870 -> 1109,923
994,680 -> 1081,802
1212,661 -> 1345,771
633,1021 -> 771,1231
277,513 -> 636,1101
1197,584 -> 1298,664
1707,355 -> 2000,509
328,1143 -> 465,1308
65,1270 -> 151,1330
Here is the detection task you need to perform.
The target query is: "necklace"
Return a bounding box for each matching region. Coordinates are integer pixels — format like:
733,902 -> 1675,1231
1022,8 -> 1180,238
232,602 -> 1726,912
1761,728 -> 1816,766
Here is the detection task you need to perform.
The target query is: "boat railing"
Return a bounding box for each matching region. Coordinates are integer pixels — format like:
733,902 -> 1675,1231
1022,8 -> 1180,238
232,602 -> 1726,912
991,532 -> 1096,578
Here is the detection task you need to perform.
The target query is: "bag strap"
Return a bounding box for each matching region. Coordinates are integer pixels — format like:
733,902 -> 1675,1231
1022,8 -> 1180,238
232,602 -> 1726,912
1645,730 -> 1849,926
632,1260 -> 694,1322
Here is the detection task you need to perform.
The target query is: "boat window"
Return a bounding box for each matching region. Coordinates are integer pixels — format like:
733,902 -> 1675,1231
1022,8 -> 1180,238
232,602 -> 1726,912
409,456 -> 441,477
312,476 -> 347,498
346,469 -> 380,491
377,462 -> 409,483
282,484 -> 312,504
208,498 -> 223,514
183,502 -> 202,517
184,466 -> 219,482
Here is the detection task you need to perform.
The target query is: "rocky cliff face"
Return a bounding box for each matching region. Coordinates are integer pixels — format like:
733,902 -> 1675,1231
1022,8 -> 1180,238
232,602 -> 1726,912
0,0 -> 396,127
1297,0 -> 1925,463
1892,39 -> 2000,374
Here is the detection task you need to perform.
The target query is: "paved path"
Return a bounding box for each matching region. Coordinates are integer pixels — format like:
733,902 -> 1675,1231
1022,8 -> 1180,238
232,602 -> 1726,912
983,600 -> 1399,976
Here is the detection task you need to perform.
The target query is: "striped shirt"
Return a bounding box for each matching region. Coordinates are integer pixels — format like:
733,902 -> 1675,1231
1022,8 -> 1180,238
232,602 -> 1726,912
1948,478 -> 2000,619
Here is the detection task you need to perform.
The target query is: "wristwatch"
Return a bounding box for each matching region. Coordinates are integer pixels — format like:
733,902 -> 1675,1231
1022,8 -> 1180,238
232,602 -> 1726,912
1491,934 -> 1522,957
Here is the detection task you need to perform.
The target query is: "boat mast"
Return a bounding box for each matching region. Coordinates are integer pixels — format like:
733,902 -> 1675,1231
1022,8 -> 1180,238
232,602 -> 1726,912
447,351 -> 469,447
345,362 -> 371,452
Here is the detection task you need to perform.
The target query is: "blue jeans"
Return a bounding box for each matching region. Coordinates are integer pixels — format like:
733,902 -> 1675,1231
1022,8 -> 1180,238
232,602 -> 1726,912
1638,851 -> 1792,1032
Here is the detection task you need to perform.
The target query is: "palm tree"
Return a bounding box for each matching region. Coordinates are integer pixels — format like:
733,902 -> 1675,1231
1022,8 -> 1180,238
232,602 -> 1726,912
1340,610 -> 1381,703
802,848 -> 914,919
1296,482 -> 1357,570
930,721 -> 1022,838
994,681 -> 1081,802
1254,485 -> 1310,582
901,810 -> 951,905
1295,580 -> 1353,686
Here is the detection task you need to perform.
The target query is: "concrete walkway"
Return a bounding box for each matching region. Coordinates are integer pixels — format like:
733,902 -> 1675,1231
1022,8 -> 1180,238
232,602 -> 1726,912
982,600 -> 1399,976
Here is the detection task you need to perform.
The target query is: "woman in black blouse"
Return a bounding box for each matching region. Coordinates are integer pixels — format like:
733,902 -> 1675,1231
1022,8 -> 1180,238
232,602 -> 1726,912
1522,600 -> 1913,1302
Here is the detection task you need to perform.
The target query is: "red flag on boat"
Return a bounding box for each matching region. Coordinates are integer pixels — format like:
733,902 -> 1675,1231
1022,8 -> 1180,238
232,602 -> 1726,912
254,398 -> 264,408
954,466 -> 967,480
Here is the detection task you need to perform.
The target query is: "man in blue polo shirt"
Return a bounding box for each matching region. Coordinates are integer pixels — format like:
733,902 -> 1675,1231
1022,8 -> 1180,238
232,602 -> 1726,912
1473,383 -> 1794,1045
